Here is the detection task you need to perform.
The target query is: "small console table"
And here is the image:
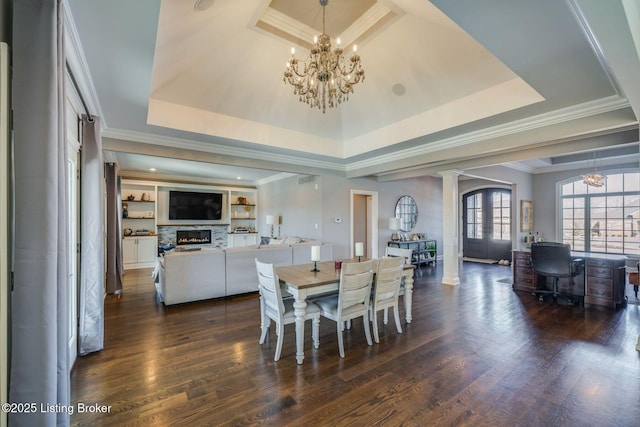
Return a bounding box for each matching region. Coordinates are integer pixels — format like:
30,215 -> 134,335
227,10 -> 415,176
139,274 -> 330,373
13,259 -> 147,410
512,250 -> 626,308
388,239 -> 437,269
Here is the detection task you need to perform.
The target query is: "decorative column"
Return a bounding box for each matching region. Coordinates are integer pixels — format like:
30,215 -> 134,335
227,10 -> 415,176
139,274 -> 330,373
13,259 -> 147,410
439,170 -> 462,285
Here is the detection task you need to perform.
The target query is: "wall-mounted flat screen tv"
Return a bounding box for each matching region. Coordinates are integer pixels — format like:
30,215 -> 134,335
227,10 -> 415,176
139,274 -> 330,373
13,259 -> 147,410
169,191 -> 223,220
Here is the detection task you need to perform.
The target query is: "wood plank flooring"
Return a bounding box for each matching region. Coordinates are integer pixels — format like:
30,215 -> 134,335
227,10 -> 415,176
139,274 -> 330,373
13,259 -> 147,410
70,262 -> 640,426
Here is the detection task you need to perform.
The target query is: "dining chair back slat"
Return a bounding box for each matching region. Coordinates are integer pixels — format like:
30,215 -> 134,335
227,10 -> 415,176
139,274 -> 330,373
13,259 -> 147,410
370,256 -> 404,343
385,247 -> 413,265
314,260 -> 374,358
255,258 -> 320,361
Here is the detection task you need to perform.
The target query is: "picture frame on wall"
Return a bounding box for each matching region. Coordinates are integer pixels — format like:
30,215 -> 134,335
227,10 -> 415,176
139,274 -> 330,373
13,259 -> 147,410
520,200 -> 533,232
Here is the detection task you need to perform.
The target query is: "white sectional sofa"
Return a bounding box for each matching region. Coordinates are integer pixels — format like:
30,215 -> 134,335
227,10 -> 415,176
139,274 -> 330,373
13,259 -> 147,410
160,248 -> 226,305
157,240 -> 333,305
225,244 -> 293,295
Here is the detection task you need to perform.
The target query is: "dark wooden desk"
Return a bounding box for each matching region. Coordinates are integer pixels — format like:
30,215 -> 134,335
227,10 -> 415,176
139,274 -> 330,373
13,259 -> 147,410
512,250 -> 626,308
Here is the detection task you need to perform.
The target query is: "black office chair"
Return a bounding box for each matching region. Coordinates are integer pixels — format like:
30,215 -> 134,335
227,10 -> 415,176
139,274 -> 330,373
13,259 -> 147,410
530,242 -> 584,305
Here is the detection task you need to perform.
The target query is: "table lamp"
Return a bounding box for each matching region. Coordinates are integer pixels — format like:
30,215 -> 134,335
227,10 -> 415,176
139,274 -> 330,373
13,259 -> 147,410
389,217 -> 401,241
266,215 -> 276,238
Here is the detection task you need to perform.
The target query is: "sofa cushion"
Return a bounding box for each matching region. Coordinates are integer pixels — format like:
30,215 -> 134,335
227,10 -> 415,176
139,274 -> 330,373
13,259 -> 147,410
259,235 -> 271,245
225,245 -> 292,295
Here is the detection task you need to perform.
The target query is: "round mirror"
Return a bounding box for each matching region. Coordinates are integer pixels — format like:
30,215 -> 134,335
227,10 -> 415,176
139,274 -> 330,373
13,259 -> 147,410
394,195 -> 418,232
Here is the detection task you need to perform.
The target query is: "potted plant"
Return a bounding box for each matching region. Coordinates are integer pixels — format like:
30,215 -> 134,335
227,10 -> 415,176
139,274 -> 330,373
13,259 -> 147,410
425,241 -> 436,259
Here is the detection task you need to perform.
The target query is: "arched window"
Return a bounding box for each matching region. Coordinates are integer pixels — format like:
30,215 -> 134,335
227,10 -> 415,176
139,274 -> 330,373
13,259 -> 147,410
560,171 -> 639,255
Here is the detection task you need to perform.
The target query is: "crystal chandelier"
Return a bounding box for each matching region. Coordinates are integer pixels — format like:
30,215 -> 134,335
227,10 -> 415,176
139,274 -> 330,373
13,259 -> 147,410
582,151 -> 607,187
283,0 -> 365,113
582,172 -> 606,187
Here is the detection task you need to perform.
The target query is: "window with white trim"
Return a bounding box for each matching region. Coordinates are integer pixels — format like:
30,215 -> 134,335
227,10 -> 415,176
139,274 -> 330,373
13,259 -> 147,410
560,172 -> 639,255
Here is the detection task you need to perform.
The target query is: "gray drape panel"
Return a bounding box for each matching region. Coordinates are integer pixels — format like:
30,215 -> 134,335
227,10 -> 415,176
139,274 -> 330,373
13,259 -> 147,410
11,0 -> 70,426
105,163 -> 123,294
79,116 -> 104,355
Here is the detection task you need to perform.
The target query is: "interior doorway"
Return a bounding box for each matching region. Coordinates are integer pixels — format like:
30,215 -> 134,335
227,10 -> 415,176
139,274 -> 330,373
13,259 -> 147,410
350,190 -> 378,259
462,188 -> 512,261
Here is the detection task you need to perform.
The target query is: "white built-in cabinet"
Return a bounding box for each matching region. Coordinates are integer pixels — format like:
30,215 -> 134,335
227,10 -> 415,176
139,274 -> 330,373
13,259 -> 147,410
123,235 -> 158,269
228,233 -> 258,248
119,180 -> 260,265
228,189 -> 258,247
121,181 -> 158,270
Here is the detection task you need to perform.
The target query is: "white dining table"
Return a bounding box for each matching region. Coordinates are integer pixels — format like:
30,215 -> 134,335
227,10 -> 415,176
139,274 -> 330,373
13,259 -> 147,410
275,259 -> 416,364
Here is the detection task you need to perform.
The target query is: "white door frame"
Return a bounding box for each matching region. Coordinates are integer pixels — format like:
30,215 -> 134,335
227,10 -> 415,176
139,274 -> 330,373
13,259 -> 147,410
65,82 -> 82,369
349,189 -> 378,259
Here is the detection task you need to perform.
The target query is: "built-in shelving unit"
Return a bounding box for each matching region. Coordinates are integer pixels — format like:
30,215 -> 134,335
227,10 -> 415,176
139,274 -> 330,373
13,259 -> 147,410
121,181 -> 158,269
117,180 -> 260,258
228,190 -> 258,247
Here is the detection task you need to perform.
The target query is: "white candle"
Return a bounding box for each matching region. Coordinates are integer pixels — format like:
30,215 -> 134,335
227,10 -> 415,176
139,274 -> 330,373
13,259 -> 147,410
355,242 -> 364,257
311,245 -> 320,262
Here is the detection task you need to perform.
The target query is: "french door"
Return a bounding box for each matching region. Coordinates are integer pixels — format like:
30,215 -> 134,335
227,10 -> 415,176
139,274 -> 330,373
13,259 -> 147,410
463,188 -> 512,261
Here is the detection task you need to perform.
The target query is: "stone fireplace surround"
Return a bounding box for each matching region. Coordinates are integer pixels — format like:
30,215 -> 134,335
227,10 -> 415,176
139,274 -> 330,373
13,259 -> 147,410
157,225 -> 228,248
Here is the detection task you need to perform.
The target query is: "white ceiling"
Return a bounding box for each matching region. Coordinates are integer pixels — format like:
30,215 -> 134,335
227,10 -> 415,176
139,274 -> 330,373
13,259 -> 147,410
67,0 -> 639,185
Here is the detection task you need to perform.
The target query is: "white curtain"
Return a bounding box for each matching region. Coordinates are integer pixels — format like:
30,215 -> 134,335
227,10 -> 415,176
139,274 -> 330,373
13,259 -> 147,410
79,116 -> 104,355
11,0 -> 70,425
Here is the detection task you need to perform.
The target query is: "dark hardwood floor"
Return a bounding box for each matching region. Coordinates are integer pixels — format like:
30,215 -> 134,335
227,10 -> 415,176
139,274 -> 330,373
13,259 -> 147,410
71,262 -> 640,426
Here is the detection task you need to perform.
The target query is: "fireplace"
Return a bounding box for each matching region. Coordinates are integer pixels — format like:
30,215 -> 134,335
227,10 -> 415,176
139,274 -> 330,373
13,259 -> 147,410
176,229 -> 212,246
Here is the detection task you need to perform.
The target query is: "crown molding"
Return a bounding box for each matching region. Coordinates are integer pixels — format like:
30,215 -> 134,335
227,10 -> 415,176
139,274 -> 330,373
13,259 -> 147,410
566,0 -> 623,97
255,172 -> 298,186
339,2 -> 395,46
62,2 -> 106,127
501,162 -> 537,174
259,7 -> 318,47
103,128 -> 347,172
118,170 -> 258,188
345,95 -> 632,172
529,153 -> 639,174
104,95 -> 632,180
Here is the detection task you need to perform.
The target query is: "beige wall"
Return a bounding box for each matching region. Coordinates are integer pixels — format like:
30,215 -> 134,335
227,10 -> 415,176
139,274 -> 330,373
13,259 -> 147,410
258,173 -> 445,260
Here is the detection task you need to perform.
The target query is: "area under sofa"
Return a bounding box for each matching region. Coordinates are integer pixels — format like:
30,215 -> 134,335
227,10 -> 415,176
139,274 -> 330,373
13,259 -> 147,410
157,242 -> 333,305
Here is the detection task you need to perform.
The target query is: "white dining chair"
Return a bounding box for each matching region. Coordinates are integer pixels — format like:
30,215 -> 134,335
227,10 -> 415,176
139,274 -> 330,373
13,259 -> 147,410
384,246 -> 412,319
384,246 -> 413,265
255,258 -> 320,361
370,256 -> 404,343
314,260 -> 374,358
